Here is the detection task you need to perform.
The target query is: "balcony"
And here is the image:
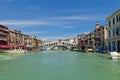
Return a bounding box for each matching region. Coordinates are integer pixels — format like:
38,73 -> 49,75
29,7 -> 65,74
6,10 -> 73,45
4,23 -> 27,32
0,28 -> 9,32
0,37 -> 7,41
0,32 -> 8,35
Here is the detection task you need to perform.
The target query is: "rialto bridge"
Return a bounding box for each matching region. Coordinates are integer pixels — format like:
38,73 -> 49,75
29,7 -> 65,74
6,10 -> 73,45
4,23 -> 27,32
43,40 -> 77,50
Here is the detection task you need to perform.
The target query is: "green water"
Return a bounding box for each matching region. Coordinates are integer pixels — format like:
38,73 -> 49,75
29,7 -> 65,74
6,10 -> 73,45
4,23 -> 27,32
0,51 -> 120,80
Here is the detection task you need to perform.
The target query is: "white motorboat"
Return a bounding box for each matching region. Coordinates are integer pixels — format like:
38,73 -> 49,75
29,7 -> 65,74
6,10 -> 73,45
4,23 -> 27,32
4,49 -> 28,54
110,52 -> 120,60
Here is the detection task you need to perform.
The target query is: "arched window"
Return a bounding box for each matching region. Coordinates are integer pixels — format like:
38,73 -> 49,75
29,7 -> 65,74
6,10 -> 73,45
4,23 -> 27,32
109,30 -> 111,37
113,29 -> 115,36
108,20 -> 111,27
116,15 -> 119,22
119,14 -> 120,22
116,28 -> 119,36
113,18 -> 115,24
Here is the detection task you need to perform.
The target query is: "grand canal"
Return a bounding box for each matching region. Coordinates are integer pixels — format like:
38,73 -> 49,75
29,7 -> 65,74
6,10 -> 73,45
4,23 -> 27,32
0,51 -> 120,80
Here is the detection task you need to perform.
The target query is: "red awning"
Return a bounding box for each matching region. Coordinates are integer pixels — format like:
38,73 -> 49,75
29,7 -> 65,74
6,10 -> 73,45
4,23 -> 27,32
0,45 -> 11,49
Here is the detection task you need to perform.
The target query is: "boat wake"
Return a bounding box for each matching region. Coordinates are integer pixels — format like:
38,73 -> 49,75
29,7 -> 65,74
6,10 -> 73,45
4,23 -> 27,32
0,55 -> 13,60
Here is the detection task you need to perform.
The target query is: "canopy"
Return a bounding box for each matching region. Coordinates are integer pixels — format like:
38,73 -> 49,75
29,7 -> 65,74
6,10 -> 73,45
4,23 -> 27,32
0,45 -> 12,49
28,46 -> 33,48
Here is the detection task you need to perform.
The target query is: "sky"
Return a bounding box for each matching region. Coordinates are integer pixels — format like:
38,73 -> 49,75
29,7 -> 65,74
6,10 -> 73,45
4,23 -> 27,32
0,0 -> 120,40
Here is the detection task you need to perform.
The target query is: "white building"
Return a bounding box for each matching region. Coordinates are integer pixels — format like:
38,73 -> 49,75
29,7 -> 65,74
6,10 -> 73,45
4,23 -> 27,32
107,9 -> 120,52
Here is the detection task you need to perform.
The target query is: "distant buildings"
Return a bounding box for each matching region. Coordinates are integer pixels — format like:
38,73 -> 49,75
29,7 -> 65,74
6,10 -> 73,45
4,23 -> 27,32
63,38 -> 77,44
9,29 -> 23,48
107,9 -> 120,52
77,9 -> 120,53
94,22 -> 107,52
0,24 -> 43,50
77,33 -> 87,46
77,22 -> 107,52
77,33 -> 90,51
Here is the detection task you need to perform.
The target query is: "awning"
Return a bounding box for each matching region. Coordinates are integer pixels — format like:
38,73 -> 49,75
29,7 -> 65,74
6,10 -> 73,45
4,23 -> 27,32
29,46 -> 33,48
26,46 -> 33,48
0,45 -> 12,49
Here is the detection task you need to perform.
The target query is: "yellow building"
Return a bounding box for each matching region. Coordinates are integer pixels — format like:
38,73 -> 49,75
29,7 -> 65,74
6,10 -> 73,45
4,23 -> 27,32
107,9 -> 120,52
9,30 -> 22,48
94,22 -> 107,52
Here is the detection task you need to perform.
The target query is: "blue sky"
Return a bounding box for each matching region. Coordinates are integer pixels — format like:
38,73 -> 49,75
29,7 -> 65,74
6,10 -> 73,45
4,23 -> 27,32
0,0 -> 120,40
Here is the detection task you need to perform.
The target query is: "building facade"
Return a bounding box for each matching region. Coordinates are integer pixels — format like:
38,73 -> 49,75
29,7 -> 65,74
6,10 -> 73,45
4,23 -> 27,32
63,38 -> 77,44
77,33 -> 88,46
0,25 -> 9,49
87,32 -> 95,50
94,22 -> 107,52
107,9 -> 120,52
9,30 -> 23,48
0,24 -> 43,50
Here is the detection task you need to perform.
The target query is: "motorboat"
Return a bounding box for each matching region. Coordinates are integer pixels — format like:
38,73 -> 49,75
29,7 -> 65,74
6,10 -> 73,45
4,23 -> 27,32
110,51 -> 120,60
4,49 -> 28,54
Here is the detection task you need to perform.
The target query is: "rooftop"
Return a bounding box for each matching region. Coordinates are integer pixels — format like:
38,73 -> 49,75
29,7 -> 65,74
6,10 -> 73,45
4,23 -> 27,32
107,9 -> 120,20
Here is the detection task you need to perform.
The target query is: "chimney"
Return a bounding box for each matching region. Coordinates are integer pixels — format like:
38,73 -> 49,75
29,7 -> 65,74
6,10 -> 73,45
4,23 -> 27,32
95,21 -> 99,29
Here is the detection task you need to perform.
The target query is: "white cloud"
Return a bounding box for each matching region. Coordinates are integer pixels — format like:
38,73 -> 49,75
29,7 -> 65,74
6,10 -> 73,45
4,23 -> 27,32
0,14 -> 105,28
40,37 -> 67,40
23,31 -> 47,35
0,20 -> 49,26
54,15 -> 104,21
56,9 -> 95,13
39,33 -> 79,40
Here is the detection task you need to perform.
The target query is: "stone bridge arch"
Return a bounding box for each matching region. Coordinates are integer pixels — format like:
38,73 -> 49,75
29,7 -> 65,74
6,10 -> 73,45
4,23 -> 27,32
43,40 -> 77,50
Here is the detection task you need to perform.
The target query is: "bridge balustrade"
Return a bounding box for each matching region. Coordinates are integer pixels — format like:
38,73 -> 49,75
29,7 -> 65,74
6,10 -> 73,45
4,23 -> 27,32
43,40 -> 77,50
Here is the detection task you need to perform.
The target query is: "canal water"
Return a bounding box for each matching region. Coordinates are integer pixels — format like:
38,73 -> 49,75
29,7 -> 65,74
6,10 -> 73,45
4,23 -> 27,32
0,51 -> 120,80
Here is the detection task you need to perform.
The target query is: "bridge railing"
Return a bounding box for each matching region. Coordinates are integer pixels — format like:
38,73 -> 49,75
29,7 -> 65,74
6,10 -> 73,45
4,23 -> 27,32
43,40 -> 77,50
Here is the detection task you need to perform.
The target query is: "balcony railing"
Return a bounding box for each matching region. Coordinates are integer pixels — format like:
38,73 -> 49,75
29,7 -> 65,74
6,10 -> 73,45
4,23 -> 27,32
0,37 -> 7,41
0,28 -> 9,32
0,32 -> 8,35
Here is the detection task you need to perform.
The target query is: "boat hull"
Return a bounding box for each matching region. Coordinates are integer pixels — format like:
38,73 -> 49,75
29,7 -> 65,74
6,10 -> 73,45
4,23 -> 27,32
4,49 -> 27,54
110,52 -> 120,60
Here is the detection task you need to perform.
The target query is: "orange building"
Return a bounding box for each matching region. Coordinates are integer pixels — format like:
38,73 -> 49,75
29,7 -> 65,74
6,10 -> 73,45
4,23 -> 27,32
0,24 -> 10,49
94,22 -> 107,52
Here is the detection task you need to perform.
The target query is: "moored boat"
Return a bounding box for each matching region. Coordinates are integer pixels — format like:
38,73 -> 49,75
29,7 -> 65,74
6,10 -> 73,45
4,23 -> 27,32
3,49 -> 28,54
110,51 -> 120,60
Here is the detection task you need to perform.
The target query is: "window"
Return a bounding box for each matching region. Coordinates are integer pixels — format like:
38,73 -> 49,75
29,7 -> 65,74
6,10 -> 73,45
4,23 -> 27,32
98,32 -> 101,36
116,15 -> 119,22
116,28 -> 119,36
109,20 -> 111,27
109,30 -> 111,37
119,27 -> 120,36
119,14 -> 120,22
113,18 -> 115,24
97,28 -> 100,31
113,29 -> 115,36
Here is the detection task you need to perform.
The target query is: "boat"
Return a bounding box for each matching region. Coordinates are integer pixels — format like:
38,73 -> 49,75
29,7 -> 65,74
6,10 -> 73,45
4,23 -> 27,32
4,49 -> 28,54
110,51 -> 120,60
